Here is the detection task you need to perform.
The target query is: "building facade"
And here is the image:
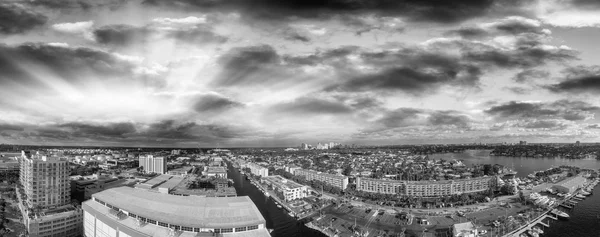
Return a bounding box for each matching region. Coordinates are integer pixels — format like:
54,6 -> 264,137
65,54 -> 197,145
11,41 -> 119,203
245,163 -> 269,177
356,176 -> 495,197
138,155 -> 166,174
82,187 -> 270,237
294,169 -> 349,190
261,175 -> 308,201
18,151 -> 83,237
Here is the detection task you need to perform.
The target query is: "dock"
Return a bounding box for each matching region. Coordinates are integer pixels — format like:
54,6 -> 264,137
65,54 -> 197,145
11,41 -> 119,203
504,213 -> 552,237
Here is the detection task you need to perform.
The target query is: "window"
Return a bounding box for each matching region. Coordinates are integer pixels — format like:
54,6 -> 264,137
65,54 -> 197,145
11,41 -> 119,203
247,225 -> 258,230
158,222 -> 168,227
128,213 -> 137,218
235,227 -> 247,232
169,225 -> 180,230
182,226 -> 193,232
146,219 -> 157,224
220,228 -> 233,233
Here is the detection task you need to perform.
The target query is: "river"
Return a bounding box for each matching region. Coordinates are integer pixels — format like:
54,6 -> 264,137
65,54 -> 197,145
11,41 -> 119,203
430,150 -> 600,237
226,163 -> 327,237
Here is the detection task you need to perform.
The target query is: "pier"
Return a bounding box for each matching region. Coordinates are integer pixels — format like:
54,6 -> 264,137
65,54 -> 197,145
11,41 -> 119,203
503,213 -> 552,237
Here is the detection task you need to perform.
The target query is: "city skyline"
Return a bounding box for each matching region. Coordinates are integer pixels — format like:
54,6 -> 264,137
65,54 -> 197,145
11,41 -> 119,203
1,0 -> 600,147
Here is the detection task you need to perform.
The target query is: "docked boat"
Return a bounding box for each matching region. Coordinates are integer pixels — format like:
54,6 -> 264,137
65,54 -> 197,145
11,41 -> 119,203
527,229 -> 539,237
580,190 -> 591,196
551,209 -> 570,219
532,226 -> 544,234
277,204 -> 282,209
576,194 -> 586,199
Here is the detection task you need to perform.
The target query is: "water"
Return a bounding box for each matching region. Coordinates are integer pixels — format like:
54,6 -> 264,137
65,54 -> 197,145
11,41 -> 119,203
430,150 -> 600,237
226,164 -> 326,237
428,150 -> 600,178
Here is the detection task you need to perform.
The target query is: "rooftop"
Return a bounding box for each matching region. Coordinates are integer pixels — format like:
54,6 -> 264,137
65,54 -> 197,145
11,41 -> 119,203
206,166 -> 227,173
262,175 -> 305,190
83,200 -> 270,237
90,187 -> 263,228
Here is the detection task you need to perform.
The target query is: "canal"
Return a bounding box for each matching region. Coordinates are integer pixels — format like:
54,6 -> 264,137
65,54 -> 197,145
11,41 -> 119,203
226,163 -> 327,237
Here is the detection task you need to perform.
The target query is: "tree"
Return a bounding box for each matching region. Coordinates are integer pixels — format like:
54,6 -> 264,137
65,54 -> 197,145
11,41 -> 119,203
342,166 -> 353,176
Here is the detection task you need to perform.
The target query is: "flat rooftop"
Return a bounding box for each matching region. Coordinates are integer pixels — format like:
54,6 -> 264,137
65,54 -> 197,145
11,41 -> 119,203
206,166 -> 227,173
83,201 -> 270,237
134,174 -> 183,190
90,187 -> 263,229
262,175 -> 304,190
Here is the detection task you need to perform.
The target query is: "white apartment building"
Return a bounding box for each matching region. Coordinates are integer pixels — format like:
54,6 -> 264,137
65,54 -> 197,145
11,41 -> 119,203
245,162 -> 269,177
261,175 -> 308,201
138,155 -> 166,174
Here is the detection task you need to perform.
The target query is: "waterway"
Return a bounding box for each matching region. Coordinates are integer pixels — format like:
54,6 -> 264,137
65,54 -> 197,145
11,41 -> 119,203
226,163 -> 327,237
429,150 -> 600,178
430,150 -> 600,237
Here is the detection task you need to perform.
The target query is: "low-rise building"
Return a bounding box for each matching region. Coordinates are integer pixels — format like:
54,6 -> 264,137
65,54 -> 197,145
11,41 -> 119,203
294,169 -> 349,190
262,175 -> 308,201
82,187 -> 270,237
553,175 -> 587,194
205,166 -> 227,178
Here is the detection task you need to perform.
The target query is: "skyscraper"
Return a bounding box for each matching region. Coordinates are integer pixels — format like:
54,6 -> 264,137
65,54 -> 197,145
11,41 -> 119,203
139,155 -> 167,174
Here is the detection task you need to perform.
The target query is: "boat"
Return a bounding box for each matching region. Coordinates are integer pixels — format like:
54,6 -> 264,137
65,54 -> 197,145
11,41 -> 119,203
277,204 -> 282,209
580,190 -> 591,196
527,229 -> 539,237
576,194 -> 586,199
532,226 -> 544,234
551,209 -> 570,219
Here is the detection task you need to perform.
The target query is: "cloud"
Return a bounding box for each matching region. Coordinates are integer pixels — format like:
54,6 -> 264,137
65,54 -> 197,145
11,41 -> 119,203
330,66 -> 480,95
446,16 -> 549,39
142,0 -> 502,24
29,0 -> 127,11
94,19 -> 227,46
93,24 -> 153,46
52,21 -> 95,40
546,65 -> 600,93
484,100 -> 598,121
58,122 -> 136,137
513,69 -> 550,83
0,3 -> 47,34
533,0 -> 600,28
0,43 -> 140,85
212,45 -> 295,87
427,111 -> 471,127
268,97 -> 353,115
193,93 -> 244,113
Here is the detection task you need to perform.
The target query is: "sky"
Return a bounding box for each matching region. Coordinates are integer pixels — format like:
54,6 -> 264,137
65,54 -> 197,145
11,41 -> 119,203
1,0 -> 600,147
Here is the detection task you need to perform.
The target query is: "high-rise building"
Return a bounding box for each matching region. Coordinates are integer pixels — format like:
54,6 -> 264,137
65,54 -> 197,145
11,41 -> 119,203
17,151 -> 83,237
20,151 -> 71,209
139,155 -> 166,174
301,143 -> 309,150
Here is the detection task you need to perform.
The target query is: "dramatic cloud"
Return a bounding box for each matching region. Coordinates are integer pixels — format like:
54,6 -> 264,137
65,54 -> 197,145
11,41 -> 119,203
29,0 -> 127,11
0,3 -> 47,34
94,18 -> 227,46
0,43 -> 140,85
547,65 -> 600,93
193,93 -> 244,113
268,97 -> 353,115
513,69 -> 550,83
485,100 -> 598,121
446,16 -> 550,39
52,21 -> 95,40
2,0 -> 600,146
143,0 -> 501,24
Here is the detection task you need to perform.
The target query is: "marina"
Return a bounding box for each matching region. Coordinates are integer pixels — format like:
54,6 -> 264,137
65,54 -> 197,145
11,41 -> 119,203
505,177 -> 599,237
